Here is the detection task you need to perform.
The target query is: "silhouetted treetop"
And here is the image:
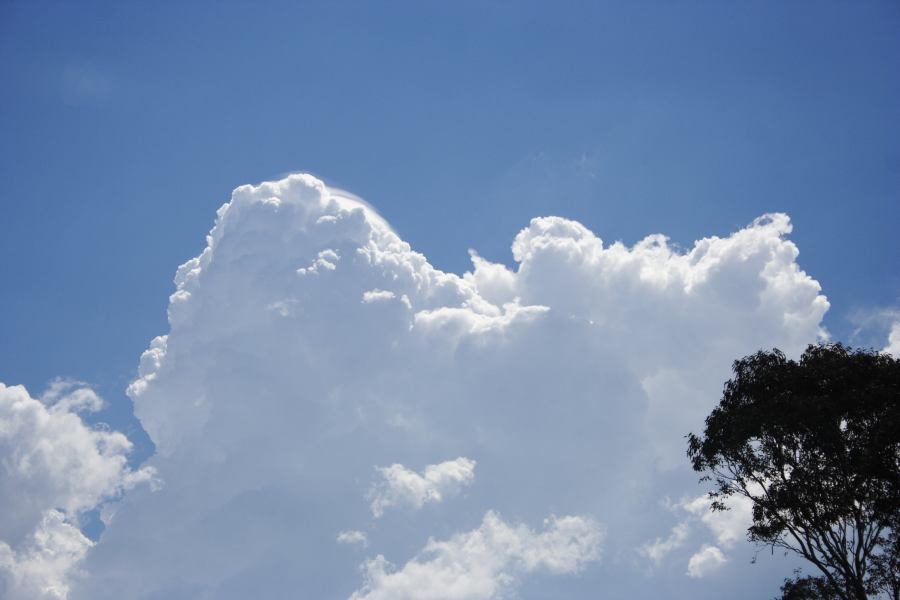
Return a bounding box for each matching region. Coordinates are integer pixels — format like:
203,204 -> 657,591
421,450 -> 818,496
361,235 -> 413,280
688,343 -> 899,600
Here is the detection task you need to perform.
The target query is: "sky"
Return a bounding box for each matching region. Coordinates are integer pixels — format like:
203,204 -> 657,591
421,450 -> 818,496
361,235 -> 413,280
0,2 -> 898,599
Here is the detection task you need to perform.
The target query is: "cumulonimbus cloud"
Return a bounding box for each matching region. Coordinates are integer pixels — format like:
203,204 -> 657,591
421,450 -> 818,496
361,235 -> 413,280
0,174 -> 829,599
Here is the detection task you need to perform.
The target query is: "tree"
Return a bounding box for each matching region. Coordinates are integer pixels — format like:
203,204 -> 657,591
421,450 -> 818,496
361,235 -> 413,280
778,571 -> 842,600
687,343 -> 899,599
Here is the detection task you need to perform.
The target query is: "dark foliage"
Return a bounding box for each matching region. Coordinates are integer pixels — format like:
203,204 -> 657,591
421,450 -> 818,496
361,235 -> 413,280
778,572 -> 842,600
688,344 -> 900,600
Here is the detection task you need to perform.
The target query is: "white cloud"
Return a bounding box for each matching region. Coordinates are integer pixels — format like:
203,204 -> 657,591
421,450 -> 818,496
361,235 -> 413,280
682,494 -> 753,549
349,511 -> 603,600
362,289 -> 397,303
39,380 -> 104,414
639,521 -> 690,565
638,493 -> 752,575
0,510 -> 93,600
338,530 -> 369,548
369,458 -> 476,517
687,545 -> 727,578
884,321 -> 900,357
297,248 -> 341,276
56,173 -> 828,599
0,383 -> 154,599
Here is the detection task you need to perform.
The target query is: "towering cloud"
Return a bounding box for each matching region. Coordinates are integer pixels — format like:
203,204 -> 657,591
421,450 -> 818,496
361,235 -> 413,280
0,174 -> 828,598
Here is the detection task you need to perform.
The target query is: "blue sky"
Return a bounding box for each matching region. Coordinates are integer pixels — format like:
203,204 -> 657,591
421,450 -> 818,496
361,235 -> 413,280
0,2 -> 898,599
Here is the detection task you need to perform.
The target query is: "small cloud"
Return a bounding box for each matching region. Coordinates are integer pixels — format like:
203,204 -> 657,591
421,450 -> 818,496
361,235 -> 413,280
639,521 -> 690,565
337,530 -> 368,548
267,299 -> 299,318
681,494 -> 752,548
40,379 -> 104,413
686,545 -> 727,578
368,457 -> 476,518
361,289 -> 396,304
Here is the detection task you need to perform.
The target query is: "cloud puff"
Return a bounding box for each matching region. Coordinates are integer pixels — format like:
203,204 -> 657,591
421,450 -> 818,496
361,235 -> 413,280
57,174 -> 827,599
0,383 -> 154,599
682,494 -> 753,549
350,511 -> 603,600
361,289 -> 397,304
639,521 -> 690,566
338,531 -> 369,548
297,248 -> 341,276
687,545 -> 727,578
369,458 -> 476,517
638,493 -> 753,577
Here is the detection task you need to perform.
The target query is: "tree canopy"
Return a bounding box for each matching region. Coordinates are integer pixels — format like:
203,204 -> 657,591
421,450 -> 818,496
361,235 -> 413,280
687,343 -> 899,599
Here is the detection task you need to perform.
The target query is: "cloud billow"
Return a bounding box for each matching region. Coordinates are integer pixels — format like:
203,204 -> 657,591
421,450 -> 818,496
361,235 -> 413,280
0,382 -> 155,599
0,174 -> 828,599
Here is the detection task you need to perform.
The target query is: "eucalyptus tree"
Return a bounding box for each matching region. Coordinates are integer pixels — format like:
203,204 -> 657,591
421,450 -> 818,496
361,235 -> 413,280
688,344 -> 899,599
